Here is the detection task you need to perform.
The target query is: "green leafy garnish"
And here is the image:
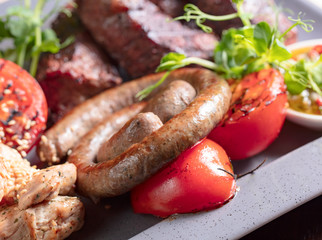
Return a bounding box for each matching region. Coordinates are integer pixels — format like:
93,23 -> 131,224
173,0 -> 251,33
282,56 -> 322,96
136,0 -> 320,100
0,0 -> 74,76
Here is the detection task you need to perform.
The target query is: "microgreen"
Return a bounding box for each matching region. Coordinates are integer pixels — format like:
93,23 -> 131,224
0,0 -> 74,76
136,0 -> 320,100
281,56 -> 322,96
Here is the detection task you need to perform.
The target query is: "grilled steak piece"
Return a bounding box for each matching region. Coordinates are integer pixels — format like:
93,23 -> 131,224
149,0 -> 297,45
37,9 -> 121,124
149,0 -> 186,17
189,0 -> 297,44
77,0 -> 217,78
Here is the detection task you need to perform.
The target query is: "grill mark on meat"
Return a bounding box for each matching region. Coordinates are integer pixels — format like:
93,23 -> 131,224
77,0 -> 217,78
37,8 -> 122,124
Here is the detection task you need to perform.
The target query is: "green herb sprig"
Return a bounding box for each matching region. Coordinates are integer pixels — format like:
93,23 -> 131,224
136,1 -> 320,100
0,0 -> 74,76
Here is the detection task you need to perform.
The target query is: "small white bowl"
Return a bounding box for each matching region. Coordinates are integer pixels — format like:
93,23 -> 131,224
286,39 -> 322,131
286,107 -> 322,131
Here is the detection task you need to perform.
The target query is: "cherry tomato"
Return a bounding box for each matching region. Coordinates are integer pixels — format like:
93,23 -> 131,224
131,138 -> 236,218
208,68 -> 287,160
0,59 -> 47,157
312,45 -> 322,54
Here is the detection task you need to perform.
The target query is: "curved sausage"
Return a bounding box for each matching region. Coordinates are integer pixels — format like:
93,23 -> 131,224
38,76 -> 157,164
68,68 -> 231,199
142,80 -> 196,123
97,112 -> 163,163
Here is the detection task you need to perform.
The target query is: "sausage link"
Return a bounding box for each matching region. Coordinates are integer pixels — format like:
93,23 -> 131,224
142,80 -> 196,123
67,68 -> 231,199
97,112 -> 163,163
37,76 -> 157,164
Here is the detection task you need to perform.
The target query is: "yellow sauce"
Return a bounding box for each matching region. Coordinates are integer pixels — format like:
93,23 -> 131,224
287,45 -> 322,116
288,90 -> 322,115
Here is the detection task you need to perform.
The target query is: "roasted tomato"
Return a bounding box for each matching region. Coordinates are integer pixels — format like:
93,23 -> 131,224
131,138 -> 236,218
0,59 -> 47,157
208,68 -> 287,160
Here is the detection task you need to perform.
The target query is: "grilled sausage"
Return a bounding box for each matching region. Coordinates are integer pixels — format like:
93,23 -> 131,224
142,80 -> 196,123
97,112 -> 163,163
37,77 -> 157,164
67,68 -> 231,199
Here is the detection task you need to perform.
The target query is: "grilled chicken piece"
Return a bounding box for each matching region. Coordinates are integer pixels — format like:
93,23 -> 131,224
17,164 -> 77,210
0,196 -> 84,240
0,144 -> 76,210
0,144 -> 36,206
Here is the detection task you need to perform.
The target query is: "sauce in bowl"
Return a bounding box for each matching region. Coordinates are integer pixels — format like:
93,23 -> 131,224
288,43 -> 322,116
286,39 -> 322,131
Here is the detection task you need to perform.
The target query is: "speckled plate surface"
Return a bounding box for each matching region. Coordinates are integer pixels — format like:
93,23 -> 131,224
131,137 -> 322,239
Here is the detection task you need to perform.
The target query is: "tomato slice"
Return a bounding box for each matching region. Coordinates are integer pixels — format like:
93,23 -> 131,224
131,138 -> 236,218
0,59 -> 47,156
208,68 -> 287,160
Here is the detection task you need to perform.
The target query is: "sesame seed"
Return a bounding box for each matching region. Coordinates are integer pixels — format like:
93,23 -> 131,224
2,107 -> 9,113
23,132 -> 31,140
21,139 -> 28,145
12,135 -> 18,140
17,146 -> 23,151
6,100 -> 14,105
4,89 -> 11,95
25,120 -> 31,130
39,151 -> 45,162
20,189 -> 27,194
8,120 -> 16,126
5,128 -> 13,134
41,135 -> 48,143
52,156 -> 59,163
30,121 -> 36,127
20,151 -> 27,157
16,139 -> 23,145
67,149 -> 72,156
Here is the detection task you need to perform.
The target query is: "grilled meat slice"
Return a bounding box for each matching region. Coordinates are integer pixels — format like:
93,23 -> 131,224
17,163 -> 77,210
0,143 -> 77,210
189,0 -> 297,44
149,0 -> 186,17
37,9 -> 121,124
0,196 -> 84,240
77,0 -> 217,78
0,144 -> 36,206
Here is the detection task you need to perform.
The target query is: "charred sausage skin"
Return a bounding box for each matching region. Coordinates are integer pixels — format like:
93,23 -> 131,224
67,68 -> 231,199
143,80 -> 196,123
37,77 -> 157,164
97,112 -> 163,163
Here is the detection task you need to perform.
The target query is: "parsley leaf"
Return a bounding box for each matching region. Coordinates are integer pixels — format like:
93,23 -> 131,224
0,0 -> 74,76
137,1 -> 319,99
